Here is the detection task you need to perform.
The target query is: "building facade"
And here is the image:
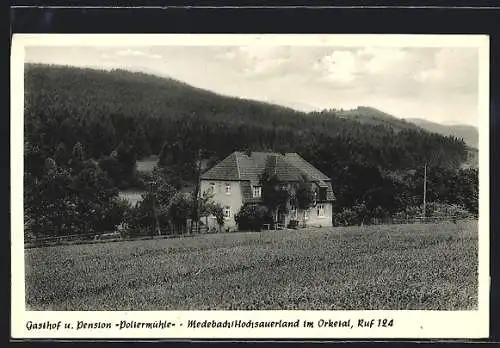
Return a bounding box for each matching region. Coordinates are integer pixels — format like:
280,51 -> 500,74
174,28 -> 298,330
200,151 -> 335,230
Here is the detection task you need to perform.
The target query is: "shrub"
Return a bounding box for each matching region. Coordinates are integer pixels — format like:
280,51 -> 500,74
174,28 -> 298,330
332,202 -> 369,227
425,202 -> 471,220
97,198 -> 131,233
287,219 -> 299,229
125,203 -> 152,236
209,203 -> 225,232
393,202 -> 472,222
167,192 -> 192,234
235,204 -> 272,231
333,207 -> 359,227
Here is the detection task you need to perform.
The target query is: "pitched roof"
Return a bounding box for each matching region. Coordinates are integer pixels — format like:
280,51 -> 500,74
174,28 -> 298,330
201,151 -> 330,183
201,151 -> 334,203
199,152 -> 241,181
263,154 -> 305,182
283,153 -> 330,181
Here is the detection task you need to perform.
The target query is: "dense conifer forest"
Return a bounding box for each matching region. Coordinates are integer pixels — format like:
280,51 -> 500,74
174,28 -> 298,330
23,64 -> 478,238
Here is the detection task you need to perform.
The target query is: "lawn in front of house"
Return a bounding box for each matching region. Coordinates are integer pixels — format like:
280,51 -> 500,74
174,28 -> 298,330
25,221 -> 478,311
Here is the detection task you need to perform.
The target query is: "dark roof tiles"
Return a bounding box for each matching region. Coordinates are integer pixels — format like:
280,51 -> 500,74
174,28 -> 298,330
201,151 -> 330,184
200,152 -> 240,181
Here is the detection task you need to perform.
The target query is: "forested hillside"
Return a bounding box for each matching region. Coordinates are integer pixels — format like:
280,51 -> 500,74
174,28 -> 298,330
334,107 -> 478,150
23,64 -> 478,237
25,64 -> 469,169
335,106 -> 421,132
406,118 -> 479,149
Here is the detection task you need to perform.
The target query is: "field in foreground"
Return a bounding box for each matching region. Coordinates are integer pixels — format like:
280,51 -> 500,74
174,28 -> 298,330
25,221 -> 478,311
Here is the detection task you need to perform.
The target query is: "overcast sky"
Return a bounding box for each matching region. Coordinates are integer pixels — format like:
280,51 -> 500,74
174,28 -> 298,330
25,45 -> 480,127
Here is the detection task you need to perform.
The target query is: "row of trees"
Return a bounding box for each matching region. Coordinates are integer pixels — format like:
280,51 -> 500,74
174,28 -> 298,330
124,167 -> 226,237
235,167 -> 477,230
24,137 -> 478,238
24,140 -> 126,238
24,140 -> 226,239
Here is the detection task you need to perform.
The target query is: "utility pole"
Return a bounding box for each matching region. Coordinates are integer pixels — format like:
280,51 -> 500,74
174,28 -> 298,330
271,121 -> 277,152
148,180 -> 161,237
190,148 -> 203,235
423,163 -> 427,221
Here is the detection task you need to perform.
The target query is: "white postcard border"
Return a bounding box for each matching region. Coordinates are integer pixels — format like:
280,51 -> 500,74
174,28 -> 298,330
11,34 -> 490,339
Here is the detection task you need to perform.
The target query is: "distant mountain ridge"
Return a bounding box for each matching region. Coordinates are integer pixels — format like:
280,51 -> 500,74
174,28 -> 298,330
335,106 -> 421,132
405,118 -> 478,149
334,106 -> 478,149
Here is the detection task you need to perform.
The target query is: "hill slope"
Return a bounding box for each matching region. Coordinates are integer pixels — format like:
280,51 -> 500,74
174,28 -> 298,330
336,106 -> 422,132
24,64 -> 470,175
406,118 -> 478,149
335,106 -> 478,149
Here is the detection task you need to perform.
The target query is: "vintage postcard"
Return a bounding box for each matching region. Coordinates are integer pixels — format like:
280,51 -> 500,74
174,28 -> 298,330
11,34 -> 490,339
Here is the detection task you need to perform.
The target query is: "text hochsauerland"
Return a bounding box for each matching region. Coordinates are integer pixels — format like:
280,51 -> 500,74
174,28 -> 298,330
187,319 -> 300,329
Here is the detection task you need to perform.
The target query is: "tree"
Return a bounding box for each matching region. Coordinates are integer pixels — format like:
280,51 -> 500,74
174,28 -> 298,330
150,166 -> 177,207
24,141 -> 46,180
72,142 -> 85,160
99,198 -> 131,233
24,161 -> 75,237
452,168 -> 478,217
295,178 -> 315,221
69,160 -> 119,234
260,172 -> 291,225
69,141 -> 86,172
126,197 -> 155,236
25,153 -> 119,237
158,141 -> 174,167
122,167 -> 177,236
144,169 -> 177,236
98,154 -> 121,186
198,190 -> 215,219
234,204 -> 272,231
138,190 -> 160,237
209,203 -> 225,232
54,142 -> 69,167
167,192 -> 192,234
158,140 -> 197,189
115,141 -> 137,188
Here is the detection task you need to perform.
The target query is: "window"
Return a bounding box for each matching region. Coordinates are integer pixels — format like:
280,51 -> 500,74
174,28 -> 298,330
252,186 -> 262,198
317,204 -> 325,217
304,209 -> 309,220
319,187 -> 327,201
224,206 -> 232,219
225,183 -> 231,195
291,207 -> 298,220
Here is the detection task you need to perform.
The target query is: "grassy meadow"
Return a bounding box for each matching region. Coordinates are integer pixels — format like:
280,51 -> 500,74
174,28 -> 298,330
25,221 -> 478,311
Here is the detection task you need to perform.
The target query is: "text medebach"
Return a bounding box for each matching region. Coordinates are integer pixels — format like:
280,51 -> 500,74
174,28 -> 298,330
187,319 -> 300,329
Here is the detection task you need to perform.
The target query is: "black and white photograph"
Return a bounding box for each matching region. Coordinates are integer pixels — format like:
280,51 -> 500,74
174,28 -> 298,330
11,34 -> 489,338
